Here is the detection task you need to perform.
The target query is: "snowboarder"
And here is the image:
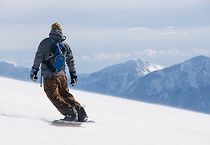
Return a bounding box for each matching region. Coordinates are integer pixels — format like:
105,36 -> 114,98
30,22 -> 88,122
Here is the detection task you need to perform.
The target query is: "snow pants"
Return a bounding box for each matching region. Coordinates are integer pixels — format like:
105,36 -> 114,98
43,75 -> 83,117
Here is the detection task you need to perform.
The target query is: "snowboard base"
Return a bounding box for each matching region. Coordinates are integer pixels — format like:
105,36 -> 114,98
51,119 -> 95,127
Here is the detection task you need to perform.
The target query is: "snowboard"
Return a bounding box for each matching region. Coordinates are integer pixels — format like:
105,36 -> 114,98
51,119 -> 95,127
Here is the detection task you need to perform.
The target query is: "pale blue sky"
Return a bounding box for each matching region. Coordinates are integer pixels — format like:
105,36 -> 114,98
0,0 -> 210,73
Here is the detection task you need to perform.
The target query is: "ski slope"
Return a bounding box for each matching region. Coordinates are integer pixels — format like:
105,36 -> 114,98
0,77 -> 210,145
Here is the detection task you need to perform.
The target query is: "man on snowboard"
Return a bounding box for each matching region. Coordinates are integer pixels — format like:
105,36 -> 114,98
30,22 -> 88,122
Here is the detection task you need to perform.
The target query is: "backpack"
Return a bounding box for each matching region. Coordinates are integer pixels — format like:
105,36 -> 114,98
44,40 -> 67,72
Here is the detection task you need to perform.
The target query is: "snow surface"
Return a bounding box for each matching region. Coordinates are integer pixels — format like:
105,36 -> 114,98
0,77 -> 210,145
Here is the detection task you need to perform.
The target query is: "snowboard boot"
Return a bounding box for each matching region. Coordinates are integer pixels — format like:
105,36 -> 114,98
63,106 -> 78,121
78,107 -> 88,122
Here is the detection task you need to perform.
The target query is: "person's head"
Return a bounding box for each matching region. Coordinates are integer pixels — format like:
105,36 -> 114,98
51,22 -> 62,31
50,22 -> 66,41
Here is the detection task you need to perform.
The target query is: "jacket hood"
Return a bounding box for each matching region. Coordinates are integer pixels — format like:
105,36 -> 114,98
49,29 -> 66,42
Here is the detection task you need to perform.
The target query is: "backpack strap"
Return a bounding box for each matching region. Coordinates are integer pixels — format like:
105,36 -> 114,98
50,37 -> 66,51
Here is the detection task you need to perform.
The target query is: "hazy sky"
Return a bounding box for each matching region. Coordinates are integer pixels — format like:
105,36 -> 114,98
0,0 -> 210,73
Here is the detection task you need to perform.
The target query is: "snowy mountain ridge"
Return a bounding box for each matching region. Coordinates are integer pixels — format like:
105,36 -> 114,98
123,55 -> 210,113
75,58 -> 164,95
128,58 -> 163,76
1,56 -> 210,114
0,61 -> 31,81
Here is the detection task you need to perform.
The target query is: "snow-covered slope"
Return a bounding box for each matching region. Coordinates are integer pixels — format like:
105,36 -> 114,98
0,77 -> 210,145
123,55 -> 210,114
76,58 -> 163,96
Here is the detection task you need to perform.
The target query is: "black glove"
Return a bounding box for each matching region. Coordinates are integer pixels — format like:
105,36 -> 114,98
70,72 -> 77,86
30,68 -> 39,82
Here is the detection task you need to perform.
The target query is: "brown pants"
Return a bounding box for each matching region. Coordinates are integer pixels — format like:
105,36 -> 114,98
44,75 -> 82,117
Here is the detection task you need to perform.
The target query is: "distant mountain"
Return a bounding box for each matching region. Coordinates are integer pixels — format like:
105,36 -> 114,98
122,55 -> 210,114
0,61 -> 31,81
2,56 -> 210,114
75,58 -> 164,96
0,61 -> 88,84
